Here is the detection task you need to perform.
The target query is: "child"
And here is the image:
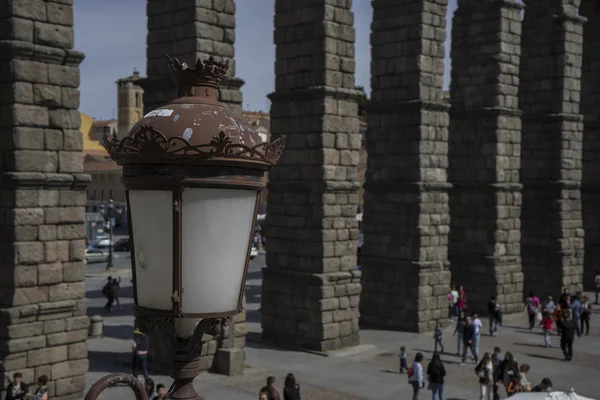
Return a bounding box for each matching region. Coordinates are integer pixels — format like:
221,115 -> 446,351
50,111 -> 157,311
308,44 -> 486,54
540,313 -> 553,348
399,346 -> 408,374
434,322 -> 444,353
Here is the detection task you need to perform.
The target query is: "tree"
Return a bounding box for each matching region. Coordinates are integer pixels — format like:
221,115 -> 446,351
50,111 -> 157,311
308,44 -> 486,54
355,85 -> 369,121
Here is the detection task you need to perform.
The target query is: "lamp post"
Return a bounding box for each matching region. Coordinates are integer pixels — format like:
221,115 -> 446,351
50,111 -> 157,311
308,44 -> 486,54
85,55 -> 284,400
106,198 -> 114,270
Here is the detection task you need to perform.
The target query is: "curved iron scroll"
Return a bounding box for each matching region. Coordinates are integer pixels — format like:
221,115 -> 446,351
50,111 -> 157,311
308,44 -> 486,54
84,373 -> 148,400
103,125 -> 285,165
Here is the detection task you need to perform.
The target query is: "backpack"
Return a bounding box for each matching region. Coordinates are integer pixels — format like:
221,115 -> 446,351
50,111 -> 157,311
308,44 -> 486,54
408,367 -> 414,377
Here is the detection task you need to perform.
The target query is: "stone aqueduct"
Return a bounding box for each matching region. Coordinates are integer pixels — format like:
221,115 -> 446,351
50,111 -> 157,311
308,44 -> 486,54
1,0 -> 600,398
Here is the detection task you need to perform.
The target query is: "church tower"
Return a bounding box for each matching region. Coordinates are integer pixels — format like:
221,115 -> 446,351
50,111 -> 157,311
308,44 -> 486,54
116,69 -> 144,138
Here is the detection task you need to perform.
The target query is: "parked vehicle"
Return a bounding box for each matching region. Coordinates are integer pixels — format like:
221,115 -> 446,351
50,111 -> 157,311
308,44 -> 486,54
114,238 -> 130,252
84,248 -> 109,265
91,236 -> 112,248
250,244 -> 258,260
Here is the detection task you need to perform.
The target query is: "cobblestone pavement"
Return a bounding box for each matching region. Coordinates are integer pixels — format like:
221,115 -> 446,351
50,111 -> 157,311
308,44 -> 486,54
84,260 -> 600,400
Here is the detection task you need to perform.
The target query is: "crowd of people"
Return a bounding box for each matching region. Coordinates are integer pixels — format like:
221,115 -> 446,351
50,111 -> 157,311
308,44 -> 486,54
400,285 -> 594,400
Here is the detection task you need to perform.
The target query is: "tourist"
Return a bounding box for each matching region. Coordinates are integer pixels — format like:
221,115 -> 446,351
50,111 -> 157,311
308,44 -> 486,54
259,390 -> 269,400
499,351 -> 519,396
399,346 -> 408,374
540,312 -> 553,347
33,375 -> 49,400
408,352 -> 424,400
144,380 -> 155,399
447,288 -> 456,321
518,364 -> 532,392
523,292 -> 540,330
103,276 -> 115,313
487,297 -> 501,336
581,296 -> 592,335
261,376 -> 281,400
152,383 -> 166,400
491,347 -> 503,400
559,309 -> 577,361
553,304 -> 564,335
5,372 -> 28,400
451,285 -> 459,317
112,277 -> 122,310
461,316 -> 478,364
472,313 -> 483,356
283,373 -> 301,400
457,288 -> 467,314
559,288 -> 571,308
475,352 -> 494,400
571,292 -> 583,337
132,327 -> 151,382
531,378 -> 553,392
453,311 -> 466,356
426,352 -> 445,400
433,321 -> 444,353
542,295 -> 556,315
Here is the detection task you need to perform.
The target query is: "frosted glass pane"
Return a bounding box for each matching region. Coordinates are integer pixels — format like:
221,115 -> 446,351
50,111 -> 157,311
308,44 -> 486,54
129,190 -> 173,310
181,188 -> 256,314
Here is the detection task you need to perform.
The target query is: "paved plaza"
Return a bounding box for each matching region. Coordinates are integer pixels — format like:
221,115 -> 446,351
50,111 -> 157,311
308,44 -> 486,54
84,255 -> 599,400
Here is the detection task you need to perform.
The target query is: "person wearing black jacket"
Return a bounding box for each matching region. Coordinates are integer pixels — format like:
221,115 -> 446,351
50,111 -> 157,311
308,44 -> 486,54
487,297 -> 502,336
461,316 -> 478,363
558,310 -> 577,361
498,352 -> 519,396
5,372 -> 28,400
426,353 -> 446,400
283,373 -> 301,400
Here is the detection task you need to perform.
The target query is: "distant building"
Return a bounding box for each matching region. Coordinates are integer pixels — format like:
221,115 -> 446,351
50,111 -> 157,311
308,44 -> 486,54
117,69 -> 144,139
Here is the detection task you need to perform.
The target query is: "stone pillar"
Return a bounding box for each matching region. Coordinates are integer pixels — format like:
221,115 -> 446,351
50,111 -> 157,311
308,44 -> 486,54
581,0 -> 600,290
261,0 -> 362,351
360,0 -> 451,332
0,1 -> 89,399
447,0 -> 524,315
140,0 -> 247,371
519,0 -> 586,296
142,0 -> 244,115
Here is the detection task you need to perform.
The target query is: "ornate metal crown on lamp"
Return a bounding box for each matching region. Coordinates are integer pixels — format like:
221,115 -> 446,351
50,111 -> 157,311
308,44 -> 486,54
85,55 -> 284,400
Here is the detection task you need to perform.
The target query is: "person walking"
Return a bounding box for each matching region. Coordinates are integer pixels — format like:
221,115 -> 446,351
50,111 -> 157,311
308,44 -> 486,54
453,312 -> 466,356
558,309 -> 577,361
447,288 -> 456,322
103,276 -> 115,313
283,373 -> 301,400
132,327 -> 151,382
433,322 -> 444,353
580,296 -> 592,335
457,290 -> 467,315
399,346 -> 408,374
461,316 -> 478,364
553,304 -> 564,335
540,313 -> 553,347
559,288 -> 571,308
487,297 -> 501,336
499,352 -> 519,396
542,295 -> 556,315
112,277 -> 122,310
491,347 -> 503,400
524,292 -> 540,330
571,292 -> 583,337
408,352 -> 424,400
451,286 -> 459,317
426,353 -> 446,400
472,313 -> 483,356
475,352 -> 494,400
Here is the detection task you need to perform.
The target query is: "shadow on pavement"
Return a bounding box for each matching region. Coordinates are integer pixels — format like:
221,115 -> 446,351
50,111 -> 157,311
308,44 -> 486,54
246,283 -> 260,305
525,353 -> 565,361
88,350 -> 129,373
87,302 -> 134,317
103,324 -> 136,340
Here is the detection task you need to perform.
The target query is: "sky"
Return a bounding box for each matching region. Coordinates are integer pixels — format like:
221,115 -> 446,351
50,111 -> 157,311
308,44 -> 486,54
74,0 -> 457,120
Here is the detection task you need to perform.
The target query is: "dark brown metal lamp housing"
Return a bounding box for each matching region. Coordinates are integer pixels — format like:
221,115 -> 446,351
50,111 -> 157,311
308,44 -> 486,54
84,56 -> 284,400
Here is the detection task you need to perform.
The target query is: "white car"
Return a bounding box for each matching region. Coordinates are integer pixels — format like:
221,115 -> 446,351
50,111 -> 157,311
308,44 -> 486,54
91,237 -> 112,248
250,245 -> 258,260
84,248 -> 109,265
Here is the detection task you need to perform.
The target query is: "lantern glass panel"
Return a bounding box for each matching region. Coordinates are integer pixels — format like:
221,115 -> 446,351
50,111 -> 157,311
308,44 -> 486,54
129,190 -> 174,310
181,188 -> 257,315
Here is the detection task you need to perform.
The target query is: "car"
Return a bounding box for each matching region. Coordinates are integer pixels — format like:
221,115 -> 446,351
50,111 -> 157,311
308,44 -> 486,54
250,245 -> 258,260
91,236 -> 112,248
84,247 -> 109,265
114,238 -> 130,252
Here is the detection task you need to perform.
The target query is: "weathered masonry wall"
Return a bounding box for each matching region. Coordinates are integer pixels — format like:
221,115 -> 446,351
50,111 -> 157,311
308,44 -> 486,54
519,0 -> 585,296
141,0 -> 246,371
0,0 -> 90,399
142,0 -> 243,115
448,0 -> 524,315
262,0 -> 362,351
360,0 -> 451,332
581,0 -> 600,290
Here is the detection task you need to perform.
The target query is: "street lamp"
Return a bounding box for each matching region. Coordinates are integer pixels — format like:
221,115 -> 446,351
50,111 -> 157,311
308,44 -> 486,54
85,55 -> 284,400
106,198 -> 114,269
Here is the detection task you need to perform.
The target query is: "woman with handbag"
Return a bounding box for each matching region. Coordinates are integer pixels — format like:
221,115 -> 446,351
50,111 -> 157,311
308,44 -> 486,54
475,353 -> 494,400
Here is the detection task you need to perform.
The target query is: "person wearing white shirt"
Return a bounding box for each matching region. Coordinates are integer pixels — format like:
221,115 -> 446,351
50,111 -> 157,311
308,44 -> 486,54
472,313 -> 483,357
